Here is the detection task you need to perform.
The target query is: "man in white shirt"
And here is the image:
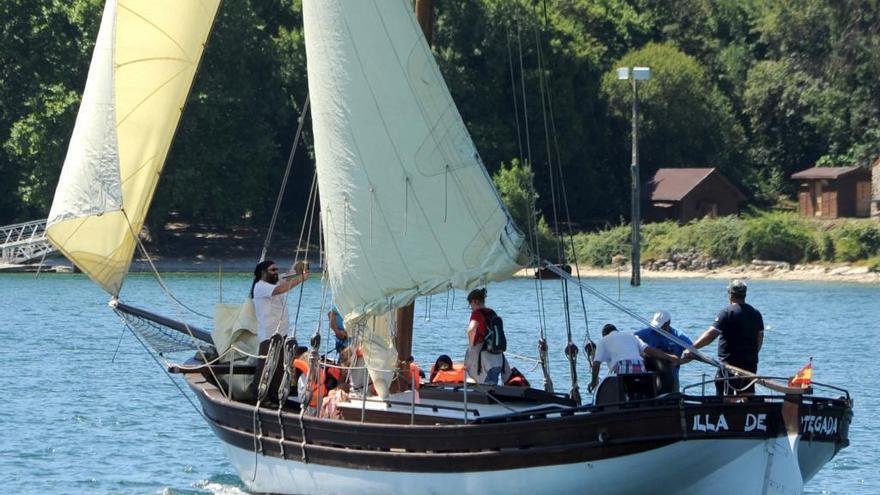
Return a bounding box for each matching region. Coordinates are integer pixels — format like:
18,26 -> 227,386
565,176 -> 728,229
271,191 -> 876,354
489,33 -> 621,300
588,324 -> 677,393
251,260 -> 309,402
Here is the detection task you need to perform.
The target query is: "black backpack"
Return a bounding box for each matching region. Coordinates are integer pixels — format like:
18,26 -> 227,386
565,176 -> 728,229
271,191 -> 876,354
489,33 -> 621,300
480,309 -> 506,354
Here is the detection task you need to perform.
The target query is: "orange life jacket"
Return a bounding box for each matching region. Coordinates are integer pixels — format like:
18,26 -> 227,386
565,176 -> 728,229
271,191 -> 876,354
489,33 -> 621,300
408,362 -> 422,390
293,358 -> 329,408
430,363 -> 466,383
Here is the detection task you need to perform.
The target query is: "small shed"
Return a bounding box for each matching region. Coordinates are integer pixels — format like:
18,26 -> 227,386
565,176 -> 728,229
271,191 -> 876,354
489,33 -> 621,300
791,166 -> 871,218
643,168 -> 745,223
872,157 -> 880,219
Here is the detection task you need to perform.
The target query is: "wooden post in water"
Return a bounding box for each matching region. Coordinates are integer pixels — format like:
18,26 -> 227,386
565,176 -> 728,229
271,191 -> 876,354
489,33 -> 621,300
394,0 -> 433,382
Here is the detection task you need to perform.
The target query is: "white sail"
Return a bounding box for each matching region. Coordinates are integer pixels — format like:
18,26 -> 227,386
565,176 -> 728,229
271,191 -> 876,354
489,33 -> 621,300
303,0 -> 525,319
46,0 -> 220,295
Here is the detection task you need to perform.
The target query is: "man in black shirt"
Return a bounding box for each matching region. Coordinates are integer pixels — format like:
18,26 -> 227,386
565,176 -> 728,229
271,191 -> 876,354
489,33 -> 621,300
685,280 -> 764,395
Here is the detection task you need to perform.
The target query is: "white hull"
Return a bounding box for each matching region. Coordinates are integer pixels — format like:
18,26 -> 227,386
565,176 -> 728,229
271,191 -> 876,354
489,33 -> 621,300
224,436 -> 804,495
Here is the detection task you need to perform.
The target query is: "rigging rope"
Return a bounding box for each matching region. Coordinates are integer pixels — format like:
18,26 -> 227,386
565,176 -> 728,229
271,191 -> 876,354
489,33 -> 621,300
533,24 -> 563,264
543,29 -> 593,356
506,26 -> 524,165
290,171 -> 319,337
261,94 -> 311,262
112,310 -> 208,421
541,262 -> 724,371
524,4 -> 597,383
529,11 -> 587,401
123,211 -> 228,399
512,13 -> 552,392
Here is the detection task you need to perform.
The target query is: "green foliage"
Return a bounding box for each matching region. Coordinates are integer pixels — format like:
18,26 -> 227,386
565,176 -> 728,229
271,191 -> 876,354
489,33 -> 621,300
643,216 -> 743,262
830,222 -> 880,262
493,159 -> 537,233
1,0 -> 879,239
601,42 -> 746,184
153,0 -> 298,230
746,0 -> 880,176
491,159 -> 566,262
570,225 -> 630,267
0,0 -> 101,220
737,213 -> 816,263
3,84 -> 80,215
571,213 -> 880,267
814,232 -> 835,262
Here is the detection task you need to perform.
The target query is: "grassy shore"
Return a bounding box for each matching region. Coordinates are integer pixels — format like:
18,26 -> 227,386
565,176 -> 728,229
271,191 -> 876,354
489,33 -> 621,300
566,212 -> 880,277
13,215 -> 879,284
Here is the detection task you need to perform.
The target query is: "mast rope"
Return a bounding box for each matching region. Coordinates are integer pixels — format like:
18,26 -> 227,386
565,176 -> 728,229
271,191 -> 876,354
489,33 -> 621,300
544,28 -> 593,357
529,8 -> 586,401
260,94 -> 311,262
541,262 -> 724,371
513,12 -> 552,392
123,211 -> 229,400
533,24 -> 562,264
111,310 -> 208,421
525,4 -> 596,387
506,25 -> 524,166
290,170 -> 319,337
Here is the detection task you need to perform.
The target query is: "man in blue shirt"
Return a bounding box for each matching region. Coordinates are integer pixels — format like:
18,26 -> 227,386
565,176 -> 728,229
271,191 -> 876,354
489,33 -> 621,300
635,310 -> 692,392
329,305 -> 350,355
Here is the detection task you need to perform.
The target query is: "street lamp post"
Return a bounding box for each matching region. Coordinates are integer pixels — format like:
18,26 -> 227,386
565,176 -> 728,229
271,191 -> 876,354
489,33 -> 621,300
617,66 -> 650,287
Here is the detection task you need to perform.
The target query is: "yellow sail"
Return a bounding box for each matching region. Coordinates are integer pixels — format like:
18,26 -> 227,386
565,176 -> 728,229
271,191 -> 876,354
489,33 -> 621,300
46,0 -> 220,295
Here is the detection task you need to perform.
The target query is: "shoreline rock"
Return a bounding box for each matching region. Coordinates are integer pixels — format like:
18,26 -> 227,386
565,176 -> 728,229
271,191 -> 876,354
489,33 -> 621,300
515,262 -> 879,284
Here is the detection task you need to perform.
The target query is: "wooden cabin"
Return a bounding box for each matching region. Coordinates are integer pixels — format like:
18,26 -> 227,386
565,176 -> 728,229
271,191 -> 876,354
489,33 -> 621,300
642,168 -> 745,223
872,157 -> 880,219
791,166 -> 872,218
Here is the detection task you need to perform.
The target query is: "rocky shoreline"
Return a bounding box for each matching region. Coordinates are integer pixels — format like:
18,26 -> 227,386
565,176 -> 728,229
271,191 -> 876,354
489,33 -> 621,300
6,258 -> 878,283
4,221 -> 876,283
517,260 -> 879,284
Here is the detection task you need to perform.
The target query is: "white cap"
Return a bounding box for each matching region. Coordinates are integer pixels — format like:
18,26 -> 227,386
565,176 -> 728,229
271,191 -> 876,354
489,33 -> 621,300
651,310 -> 671,328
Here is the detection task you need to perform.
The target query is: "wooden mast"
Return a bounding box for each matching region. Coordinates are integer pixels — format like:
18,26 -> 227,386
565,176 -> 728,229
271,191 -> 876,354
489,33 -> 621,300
415,0 -> 434,45
394,0 -> 433,377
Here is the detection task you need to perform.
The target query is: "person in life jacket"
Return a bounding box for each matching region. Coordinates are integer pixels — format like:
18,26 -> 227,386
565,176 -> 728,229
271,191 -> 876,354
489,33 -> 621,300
463,288 -> 510,384
505,367 -> 530,387
429,354 -> 466,383
293,357 -> 342,409
404,355 -> 422,390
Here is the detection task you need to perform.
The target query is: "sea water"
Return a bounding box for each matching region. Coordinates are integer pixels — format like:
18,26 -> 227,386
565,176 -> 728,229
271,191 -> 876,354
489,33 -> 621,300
1,272 -> 876,494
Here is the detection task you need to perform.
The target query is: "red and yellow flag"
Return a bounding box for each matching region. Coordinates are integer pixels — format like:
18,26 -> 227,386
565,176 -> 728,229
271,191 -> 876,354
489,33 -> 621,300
789,359 -> 813,388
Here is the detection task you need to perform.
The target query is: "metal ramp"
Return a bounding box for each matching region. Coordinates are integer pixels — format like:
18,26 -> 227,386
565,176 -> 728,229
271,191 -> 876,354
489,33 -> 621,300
1,219 -> 57,264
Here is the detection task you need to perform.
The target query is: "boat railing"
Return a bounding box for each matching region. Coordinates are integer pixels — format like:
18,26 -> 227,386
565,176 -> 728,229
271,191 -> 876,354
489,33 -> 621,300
680,374 -> 850,401
473,381 -> 852,425
356,397 -> 482,418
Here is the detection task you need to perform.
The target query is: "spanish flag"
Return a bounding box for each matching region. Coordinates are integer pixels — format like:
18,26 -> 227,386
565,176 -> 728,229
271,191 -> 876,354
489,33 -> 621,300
789,358 -> 813,388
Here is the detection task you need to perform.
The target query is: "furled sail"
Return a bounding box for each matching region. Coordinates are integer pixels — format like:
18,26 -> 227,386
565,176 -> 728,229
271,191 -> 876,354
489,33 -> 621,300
47,0 -> 220,295
303,0 -> 526,319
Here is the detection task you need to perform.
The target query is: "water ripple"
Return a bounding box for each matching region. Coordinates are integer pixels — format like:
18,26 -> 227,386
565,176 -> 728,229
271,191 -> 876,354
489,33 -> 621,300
2,273 -> 877,493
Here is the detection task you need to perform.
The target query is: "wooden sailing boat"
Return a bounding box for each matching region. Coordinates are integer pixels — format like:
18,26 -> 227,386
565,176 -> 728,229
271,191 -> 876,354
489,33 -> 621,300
46,1 -> 851,494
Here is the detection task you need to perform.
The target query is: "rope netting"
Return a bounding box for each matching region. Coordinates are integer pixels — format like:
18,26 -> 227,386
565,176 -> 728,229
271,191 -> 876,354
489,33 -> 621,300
115,309 -> 215,355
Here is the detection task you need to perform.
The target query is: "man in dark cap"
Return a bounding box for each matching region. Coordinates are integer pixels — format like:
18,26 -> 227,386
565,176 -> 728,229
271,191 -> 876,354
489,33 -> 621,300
685,280 -> 764,395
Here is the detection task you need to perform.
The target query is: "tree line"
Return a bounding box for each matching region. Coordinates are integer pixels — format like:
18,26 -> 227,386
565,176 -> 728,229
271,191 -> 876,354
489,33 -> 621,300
1,0 -> 878,239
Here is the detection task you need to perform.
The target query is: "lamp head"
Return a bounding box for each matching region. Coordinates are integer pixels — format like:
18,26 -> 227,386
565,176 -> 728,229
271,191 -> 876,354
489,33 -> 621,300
633,67 -> 651,80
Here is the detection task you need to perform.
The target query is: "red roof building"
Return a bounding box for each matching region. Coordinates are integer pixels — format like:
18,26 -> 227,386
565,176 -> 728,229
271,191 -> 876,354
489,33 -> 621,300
643,168 -> 745,223
791,166 -> 871,218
